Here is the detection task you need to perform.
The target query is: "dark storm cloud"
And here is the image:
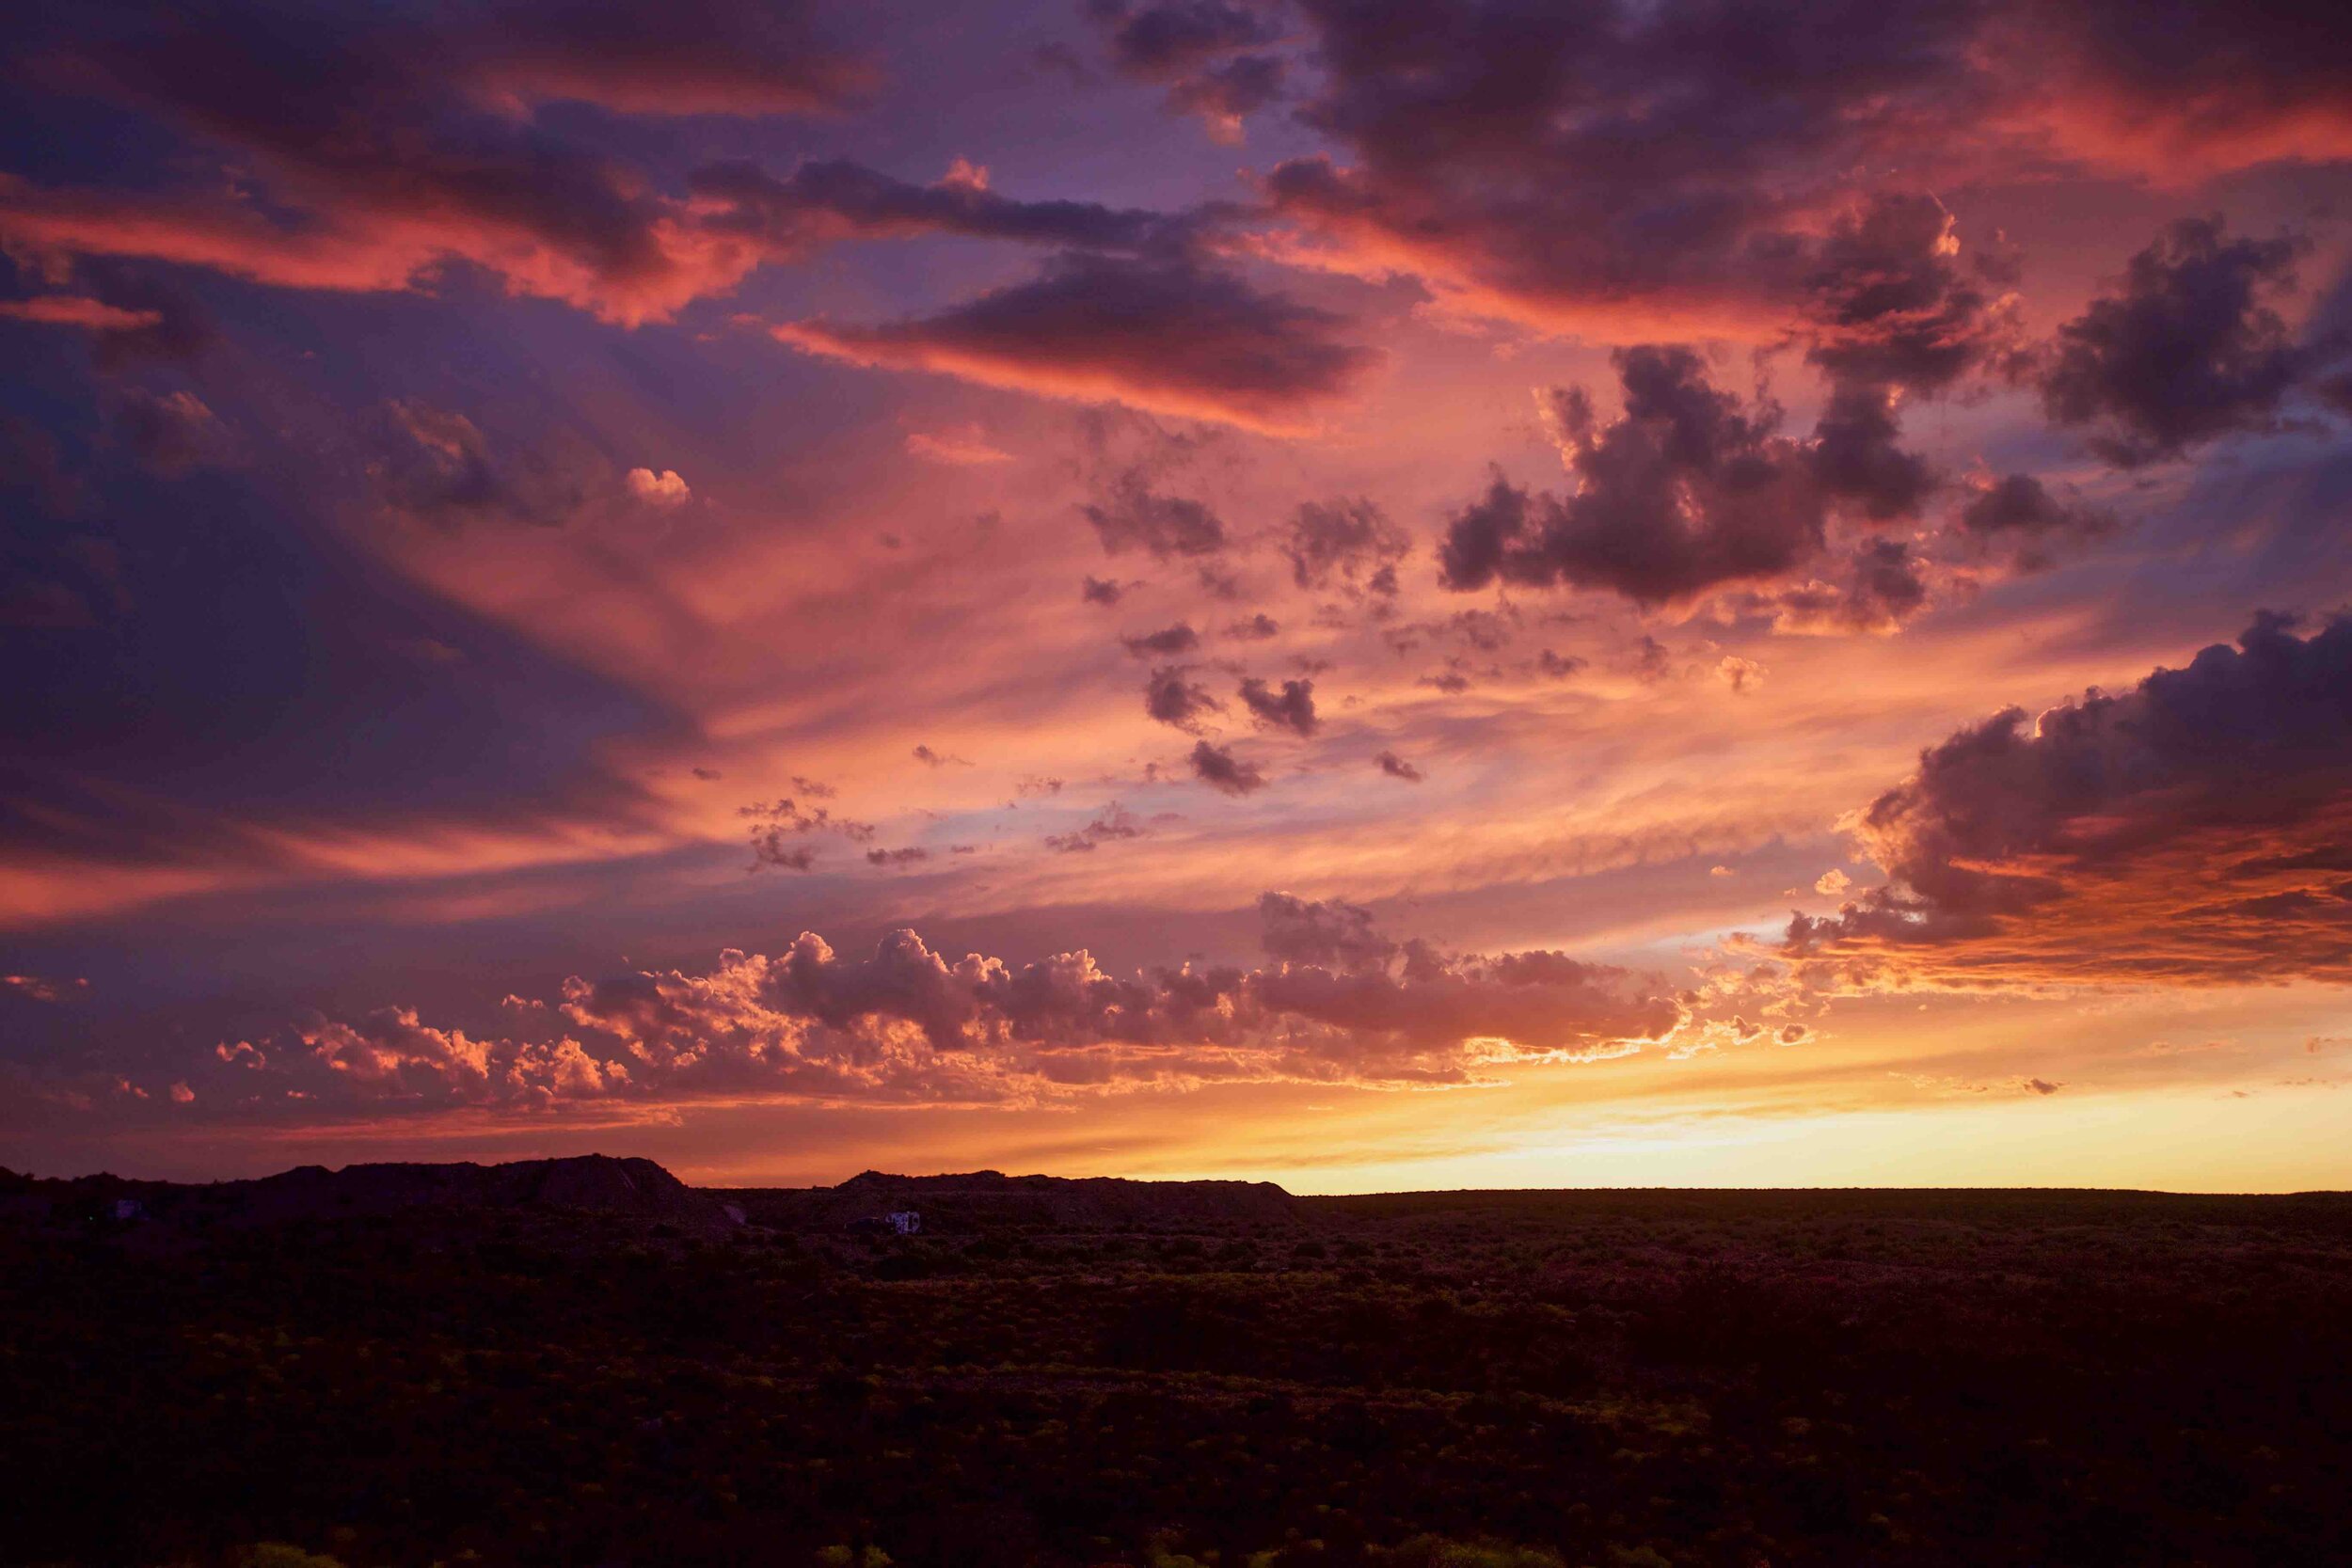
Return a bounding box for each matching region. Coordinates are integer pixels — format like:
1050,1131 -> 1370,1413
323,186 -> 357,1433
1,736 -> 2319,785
1238,675 -> 1318,736
1086,472 -> 1229,558
772,253 -> 1380,433
2037,219 -> 2332,467
1788,614 -> 2352,987
1189,739 -> 1267,794
1143,666 -> 1221,730
1438,348 -> 1827,605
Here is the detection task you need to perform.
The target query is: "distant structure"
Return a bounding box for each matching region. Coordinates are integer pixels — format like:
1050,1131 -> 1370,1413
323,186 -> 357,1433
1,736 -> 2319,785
109,1198 -> 145,1222
848,1209 -> 923,1237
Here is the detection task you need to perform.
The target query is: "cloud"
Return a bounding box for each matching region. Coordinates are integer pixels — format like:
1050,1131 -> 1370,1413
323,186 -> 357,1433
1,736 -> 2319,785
1438,348 -> 1829,605
1788,613 -> 2352,989
0,295 -> 163,331
690,156 -> 1185,256
1082,575 -> 1129,606
1226,612 -> 1280,640
371,401 -> 592,530
2037,218 -> 2328,466
218,895 -> 1688,1111
1375,750 -> 1424,783
771,253 -> 1378,433
1258,891 -> 1392,972
1959,474 -> 2115,542
1144,665 -> 1221,730
1803,193 -> 2010,397
113,389 -> 236,474
1258,0 -> 2343,336
1238,675 -> 1318,736
1085,472 -> 1228,558
1283,497 -> 1409,594
904,427 -> 1016,466
625,467 -> 691,507
1043,801 -> 1146,853
741,796 -> 878,871
1087,0 -> 1289,141
1757,538 -> 1930,634
912,744 -> 972,768
1189,739 -> 1268,794
1121,623 -> 1202,657
1717,656 -> 1766,694
866,847 -> 930,867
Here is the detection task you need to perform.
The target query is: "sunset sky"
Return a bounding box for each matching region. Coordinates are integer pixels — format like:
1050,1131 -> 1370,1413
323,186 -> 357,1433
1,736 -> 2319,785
5,0 -> 2350,1189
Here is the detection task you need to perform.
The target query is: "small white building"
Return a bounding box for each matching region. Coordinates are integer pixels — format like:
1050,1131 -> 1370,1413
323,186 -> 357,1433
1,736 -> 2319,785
886,1210 -> 921,1235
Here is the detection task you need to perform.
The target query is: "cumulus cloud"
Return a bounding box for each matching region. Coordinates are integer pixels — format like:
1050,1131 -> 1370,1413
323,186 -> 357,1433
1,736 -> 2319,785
1757,538 -> 1930,634
741,796 -> 878,871
1238,675 -> 1318,736
1189,739 -> 1267,794
1788,614 -> 2352,989
1717,656 -> 1766,694
1438,348 -> 1829,605
771,253 -> 1379,433
1085,472 -> 1228,559
1283,497 -> 1409,594
1144,665 -> 1221,730
1121,623 -> 1202,657
240,895 -> 1688,1112
625,467 -> 691,507
2037,218 -> 2328,466
1043,801 -> 1146,853
1375,750 -> 1423,783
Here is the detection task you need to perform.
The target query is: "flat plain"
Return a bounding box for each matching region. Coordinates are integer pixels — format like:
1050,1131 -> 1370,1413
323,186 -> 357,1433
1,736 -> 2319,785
5,1162 -> 2347,1567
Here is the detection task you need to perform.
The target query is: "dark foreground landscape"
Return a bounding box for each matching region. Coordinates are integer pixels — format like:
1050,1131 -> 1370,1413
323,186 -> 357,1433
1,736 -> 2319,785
4,1157 -> 2348,1568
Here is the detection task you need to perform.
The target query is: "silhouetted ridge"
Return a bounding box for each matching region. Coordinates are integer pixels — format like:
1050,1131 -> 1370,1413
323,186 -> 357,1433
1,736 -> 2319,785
730,1168 -> 1300,1231
13,1153 -> 729,1233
